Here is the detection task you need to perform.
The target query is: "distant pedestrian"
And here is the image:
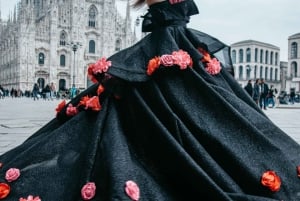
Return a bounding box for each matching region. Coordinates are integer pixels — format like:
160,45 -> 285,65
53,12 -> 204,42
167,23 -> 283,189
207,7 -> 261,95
244,80 -> 253,97
259,78 -> 269,110
252,79 -> 260,105
32,83 -> 39,101
267,85 -> 276,108
290,90 -> 296,104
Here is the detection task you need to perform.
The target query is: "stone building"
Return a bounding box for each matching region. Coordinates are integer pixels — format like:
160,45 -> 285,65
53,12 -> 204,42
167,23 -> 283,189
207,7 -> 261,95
286,33 -> 300,93
0,0 -> 135,93
230,40 -> 281,90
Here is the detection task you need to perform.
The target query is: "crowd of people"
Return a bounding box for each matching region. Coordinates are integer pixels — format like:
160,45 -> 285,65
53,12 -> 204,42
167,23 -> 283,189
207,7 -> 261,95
0,82 -> 81,100
244,78 -> 278,109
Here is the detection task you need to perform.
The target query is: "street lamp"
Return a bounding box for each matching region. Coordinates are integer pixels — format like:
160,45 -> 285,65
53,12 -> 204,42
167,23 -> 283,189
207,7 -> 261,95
68,41 -> 82,88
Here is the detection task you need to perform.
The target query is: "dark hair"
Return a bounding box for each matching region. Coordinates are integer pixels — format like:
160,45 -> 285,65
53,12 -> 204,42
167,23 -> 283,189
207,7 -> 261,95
133,0 -> 145,8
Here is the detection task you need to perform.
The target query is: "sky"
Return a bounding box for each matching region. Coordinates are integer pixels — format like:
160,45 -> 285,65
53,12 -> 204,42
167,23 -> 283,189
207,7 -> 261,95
1,0 -> 300,61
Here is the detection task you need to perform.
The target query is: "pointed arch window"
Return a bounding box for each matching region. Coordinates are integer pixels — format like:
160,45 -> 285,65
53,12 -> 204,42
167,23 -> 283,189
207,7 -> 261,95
88,6 -> 97,28
38,52 -> 45,65
89,40 -> 96,53
291,42 -> 298,59
60,31 -> 67,46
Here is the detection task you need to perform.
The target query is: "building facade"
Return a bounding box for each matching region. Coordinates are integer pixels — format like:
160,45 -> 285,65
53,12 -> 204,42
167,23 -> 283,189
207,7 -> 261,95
230,40 -> 281,90
286,33 -> 300,93
0,0 -> 135,93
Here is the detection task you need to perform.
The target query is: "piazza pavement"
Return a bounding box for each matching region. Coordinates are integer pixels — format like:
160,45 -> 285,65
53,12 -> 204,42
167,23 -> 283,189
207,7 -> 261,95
0,97 -> 300,155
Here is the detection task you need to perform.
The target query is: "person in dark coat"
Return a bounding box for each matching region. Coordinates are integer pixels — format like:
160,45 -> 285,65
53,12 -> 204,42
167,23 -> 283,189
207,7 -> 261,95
244,79 -> 253,97
1,0 -> 300,200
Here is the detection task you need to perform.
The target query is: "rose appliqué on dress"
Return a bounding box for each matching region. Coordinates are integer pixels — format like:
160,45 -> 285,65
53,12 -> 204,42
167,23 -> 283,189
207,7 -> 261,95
261,170 -> 281,192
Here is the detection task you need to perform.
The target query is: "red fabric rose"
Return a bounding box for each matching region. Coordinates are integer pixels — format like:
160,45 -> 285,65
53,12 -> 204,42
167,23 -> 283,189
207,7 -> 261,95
0,183 -> 10,199
97,84 -> 105,96
147,56 -> 161,75
261,170 -> 281,192
55,100 -> 66,114
81,182 -> 96,200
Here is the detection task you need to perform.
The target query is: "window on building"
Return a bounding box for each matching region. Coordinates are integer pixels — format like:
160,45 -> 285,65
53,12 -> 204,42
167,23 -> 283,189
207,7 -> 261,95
291,61 -> 298,77
89,40 -> 96,53
255,48 -> 258,62
275,52 -> 278,65
231,50 -> 236,64
275,68 -> 278,81
260,49 -> 263,63
246,65 -> 251,79
260,66 -> 263,78
246,48 -> 251,62
60,55 -> 66,66
38,53 -> 45,65
270,52 -> 274,65
254,65 -> 257,79
270,68 -> 273,81
60,31 -> 67,46
115,39 -> 121,51
88,6 -> 97,28
291,42 -> 298,59
265,50 -> 269,64
239,65 -> 243,79
239,49 -> 243,63
265,67 -> 268,80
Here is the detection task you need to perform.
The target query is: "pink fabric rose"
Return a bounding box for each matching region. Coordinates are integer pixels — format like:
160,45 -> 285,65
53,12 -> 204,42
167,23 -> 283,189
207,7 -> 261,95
172,50 -> 192,69
81,182 -> 96,200
160,54 -> 174,66
5,168 -> 20,182
206,58 -> 222,75
92,57 -> 112,74
19,195 -> 41,201
169,0 -> 185,4
125,180 -> 140,201
66,104 -> 78,116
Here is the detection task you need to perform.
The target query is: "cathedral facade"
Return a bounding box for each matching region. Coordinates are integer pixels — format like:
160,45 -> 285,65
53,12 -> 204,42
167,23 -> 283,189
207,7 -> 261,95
0,0 -> 135,92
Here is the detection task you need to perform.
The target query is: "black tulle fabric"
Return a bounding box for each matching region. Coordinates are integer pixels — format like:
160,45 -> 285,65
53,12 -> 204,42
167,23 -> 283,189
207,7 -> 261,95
1,1 -> 300,200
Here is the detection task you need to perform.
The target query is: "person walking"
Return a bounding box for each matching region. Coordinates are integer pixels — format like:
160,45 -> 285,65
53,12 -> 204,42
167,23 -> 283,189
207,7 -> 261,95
252,78 -> 260,105
244,79 -> 253,97
267,85 -> 276,108
259,78 -> 269,110
32,83 -> 40,101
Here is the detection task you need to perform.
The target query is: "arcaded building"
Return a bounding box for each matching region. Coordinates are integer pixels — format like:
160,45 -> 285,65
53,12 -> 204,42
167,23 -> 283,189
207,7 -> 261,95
0,0 -> 135,92
286,33 -> 300,93
230,40 -> 281,89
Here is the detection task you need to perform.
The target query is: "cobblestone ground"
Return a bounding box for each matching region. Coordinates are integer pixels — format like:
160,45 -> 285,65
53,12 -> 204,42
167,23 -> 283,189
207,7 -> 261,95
0,97 -> 300,155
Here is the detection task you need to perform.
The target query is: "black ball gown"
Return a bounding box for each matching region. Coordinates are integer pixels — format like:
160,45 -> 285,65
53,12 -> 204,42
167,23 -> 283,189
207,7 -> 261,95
1,0 -> 300,200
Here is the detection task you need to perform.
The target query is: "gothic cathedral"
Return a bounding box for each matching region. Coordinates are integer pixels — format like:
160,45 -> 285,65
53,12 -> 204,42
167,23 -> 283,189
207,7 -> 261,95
0,0 -> 135,92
